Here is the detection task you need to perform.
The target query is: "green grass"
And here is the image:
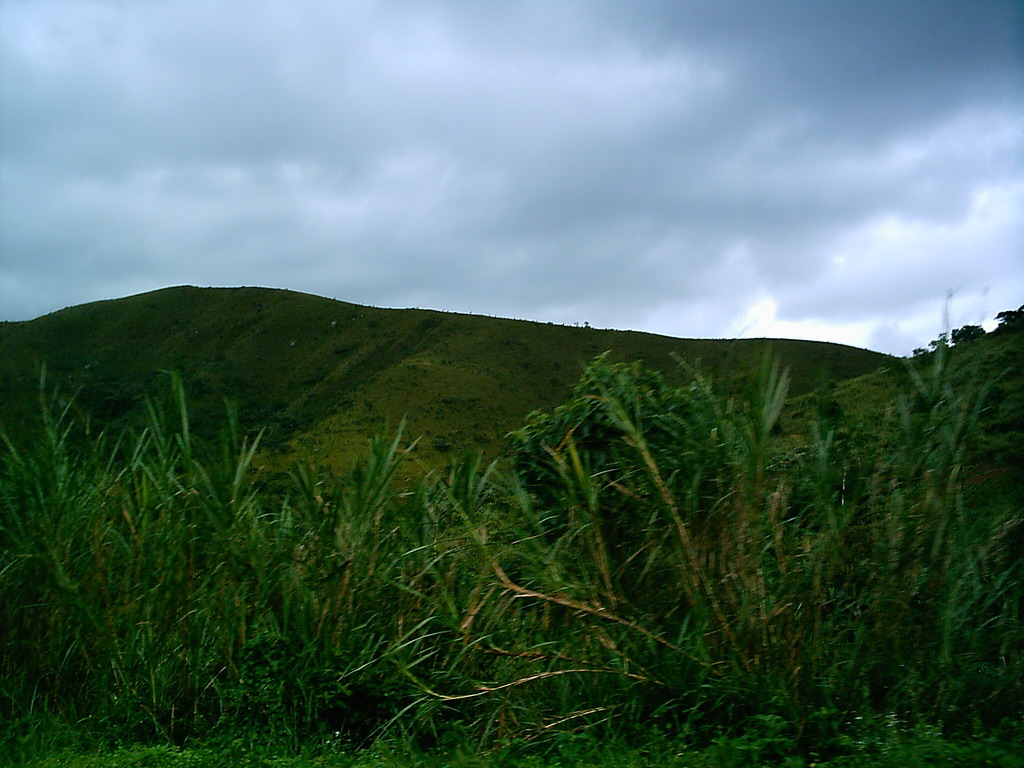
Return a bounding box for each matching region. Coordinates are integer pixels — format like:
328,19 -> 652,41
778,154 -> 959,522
1,324 -> 1021,767
0,286 -> 891,472
10,726 -> 1024,767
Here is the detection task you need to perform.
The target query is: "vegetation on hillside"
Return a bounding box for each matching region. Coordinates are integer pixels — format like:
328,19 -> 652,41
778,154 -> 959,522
0,286 -> 890,472
2,320 -> 1021,765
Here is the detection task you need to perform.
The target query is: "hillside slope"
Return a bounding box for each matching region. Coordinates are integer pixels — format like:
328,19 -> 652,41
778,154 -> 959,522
0,286 -> 891,469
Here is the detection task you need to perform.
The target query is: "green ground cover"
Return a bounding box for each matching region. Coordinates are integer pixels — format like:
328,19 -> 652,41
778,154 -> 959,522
2,325 -> 1021,767
10,726 -> 1024,767
0,286 -> 890,472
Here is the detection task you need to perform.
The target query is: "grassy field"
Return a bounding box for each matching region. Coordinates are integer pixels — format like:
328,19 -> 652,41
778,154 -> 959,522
12,727 -> 1024,768
2,304 -> 1022,766
0,286 -> 890,473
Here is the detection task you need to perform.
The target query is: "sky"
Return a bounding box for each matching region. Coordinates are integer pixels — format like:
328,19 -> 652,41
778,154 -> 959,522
1,1 -> 1021,355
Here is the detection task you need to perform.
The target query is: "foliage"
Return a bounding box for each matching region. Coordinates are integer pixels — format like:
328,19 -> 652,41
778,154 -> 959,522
0,285 -> 889,471
950,323 -> 986,345
2,343 -> 1022,765
0,373 -> 420,752
928,332 -> 948,352
994,305 -> 1024,334
507,353 -> 724,514
915,303 -> 1023,358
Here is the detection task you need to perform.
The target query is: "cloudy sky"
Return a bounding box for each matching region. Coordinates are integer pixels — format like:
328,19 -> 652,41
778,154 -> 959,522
1,1 -> 1021,354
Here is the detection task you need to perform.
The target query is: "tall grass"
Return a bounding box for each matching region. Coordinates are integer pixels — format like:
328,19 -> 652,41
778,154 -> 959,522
0,373 -> 421,749
1,357 -> 1020,758
415,354 -> 1020,747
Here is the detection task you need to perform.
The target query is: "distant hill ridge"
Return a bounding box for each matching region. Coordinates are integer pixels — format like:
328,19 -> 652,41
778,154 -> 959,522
0,286 -> 891,469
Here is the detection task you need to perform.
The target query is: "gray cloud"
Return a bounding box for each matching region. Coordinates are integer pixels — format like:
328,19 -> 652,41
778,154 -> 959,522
2,0 -> 1021,354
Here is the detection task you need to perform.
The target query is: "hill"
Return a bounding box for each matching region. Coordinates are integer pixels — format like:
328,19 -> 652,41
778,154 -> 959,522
0,285 -> 891,470
2,291 -> 1022,762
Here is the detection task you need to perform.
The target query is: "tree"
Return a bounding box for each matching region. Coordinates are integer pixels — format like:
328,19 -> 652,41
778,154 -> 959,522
951,324 -> 986,346
994,306 -> 1024,334
928,332 -> 949,352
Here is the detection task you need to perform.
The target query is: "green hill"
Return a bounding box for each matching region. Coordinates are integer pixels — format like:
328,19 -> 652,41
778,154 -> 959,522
2,291 -> 1021,762
0,285 -> 891,470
